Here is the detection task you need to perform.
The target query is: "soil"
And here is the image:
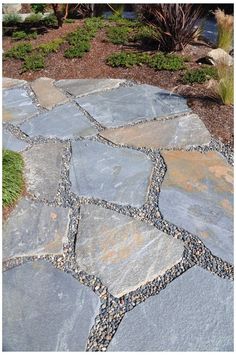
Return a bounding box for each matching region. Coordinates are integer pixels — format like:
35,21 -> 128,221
2,20 -> 234,147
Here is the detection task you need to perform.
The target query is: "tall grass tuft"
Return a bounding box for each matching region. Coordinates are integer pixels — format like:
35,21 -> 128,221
208,62 -> 233,105
214,9 -> 233,53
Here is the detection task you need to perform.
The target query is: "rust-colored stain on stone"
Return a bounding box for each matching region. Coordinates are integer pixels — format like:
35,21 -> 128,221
44,231 -> 62,253
220,199 -> 233,214
50,212 -> 58,221
199,231 -> 209,239
3,109 -> 14,122
162,151 -> 233,194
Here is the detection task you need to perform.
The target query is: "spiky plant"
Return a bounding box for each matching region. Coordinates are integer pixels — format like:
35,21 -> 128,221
214,8 -> 233,53
207,62 -> 233,105
138,4 -> 203,52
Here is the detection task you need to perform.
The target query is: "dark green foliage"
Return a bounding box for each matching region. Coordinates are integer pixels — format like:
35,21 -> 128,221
148,53 -> 186,71
108,15 -> 137,28
182,67 -> 218,84
24,13 -> 43,23
64,18 -> 75,24
3,13 -> 22,26
106,26 -> 132,45
132,25 -> 159,46
2,150 -> 24,208
22,54 -> 45,72
12,31 -> 37,41
37,39 -> 64,55
84,17 -> 105,31
106,52 -> 149,68
4,43 -> 33,59
64,42 -> 90,58
31,4 -> 47,14
41,14 -> 58,27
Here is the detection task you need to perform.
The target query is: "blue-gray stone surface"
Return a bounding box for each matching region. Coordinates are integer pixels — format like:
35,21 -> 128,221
3,261 -> 101,351
108,266 -> 233,351
76,84 -> 190,128
20,103 -> 98,139
3,130 -> 28,152
3,87 -> 39,123
3,198 -> 70,260
70,140 -> 153,207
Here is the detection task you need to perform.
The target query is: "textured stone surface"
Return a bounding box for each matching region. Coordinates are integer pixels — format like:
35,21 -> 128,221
159,151 -> 233,263
20,103 -> 98,139
55,78 -> 125,97
2,77 -> 27,90
207,48 -> 233,66
3,261 -> 101,351
30,77 -> 69,109
22,142 -> 64,201
76,84 -> 190,128
70,140 -> 153,207
75,204 -> 184,297
3,130 -> 28,152
108,266 -> 233,351
101,113 -> 211,149
3,198 -> 70,260
3,87 -> 39,123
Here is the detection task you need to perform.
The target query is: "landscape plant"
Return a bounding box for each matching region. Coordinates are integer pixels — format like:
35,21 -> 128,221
214,8 -> 233,53
208,63 -> 233,105
12,30 -> 37,41
183,67 -> 218,84
3,13 -> 22,26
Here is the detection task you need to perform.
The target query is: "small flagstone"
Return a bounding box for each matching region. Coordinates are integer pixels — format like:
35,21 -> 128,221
3,198 -> 70,260
76,84 -> 190,128
22,142 -> 64,201
3,260 -> 100,351
75,204 -> 184,297
100,113 -> 211,149
30,77 -> 69,110
2,77 -> 27,90
70,140 -> 153,207
159,151 -> 233,263
20,103 -> 98,139
3,87 -> 39,124
55,78 -> 126,97
108,266 -> 233,351
3,129 -> 28,152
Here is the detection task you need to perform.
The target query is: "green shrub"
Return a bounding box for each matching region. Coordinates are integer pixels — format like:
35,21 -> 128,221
3,13 -> 22,26
37,38 -> 64,55
148,53 -> 186,71
106,51 -> 149,68
108,15 -> 137,27
106,26 -> 132,44
132,25 -> 158,44
2,149 -> 24,208
42,14 -> 58,27
31,4 -> 47,14
22,54 -> 45,72
64,18 -> 75,24
5,43 -> 33,59
183,67 -> 218,84
24,13 -> 43,23
84,17 -> 104,30
64,43 -> 90,58
66,29 -> 92,46
12,30 -> 37,41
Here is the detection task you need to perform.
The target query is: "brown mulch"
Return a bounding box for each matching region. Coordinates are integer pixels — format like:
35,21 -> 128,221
3,22 -> 234,147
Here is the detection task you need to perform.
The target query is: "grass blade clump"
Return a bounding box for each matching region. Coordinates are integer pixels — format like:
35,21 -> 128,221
214,9 -> 233,53
208,63 -> 233,105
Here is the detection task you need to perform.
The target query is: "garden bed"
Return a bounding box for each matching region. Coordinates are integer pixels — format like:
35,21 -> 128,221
3,18 -> 233,146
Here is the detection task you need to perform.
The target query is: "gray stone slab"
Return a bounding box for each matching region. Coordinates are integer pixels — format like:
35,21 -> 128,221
108,266 -> 233,351
55,78 -> 126,97
20,103 -> 98,139
76,204 -> 184,297
159,151 -> 233,263
101,113 -> 211,149
70,140 -> 153,207
2,77 -> 27,90
76,84 -> 190,128
3,130 -> 28,152
3,87 -> 39,124
3,260 -> 101,351
22,142 -> 64,201
3,198 -> 70,260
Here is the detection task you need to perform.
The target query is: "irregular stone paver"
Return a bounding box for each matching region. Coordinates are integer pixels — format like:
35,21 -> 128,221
30,77 -> 69,109
70,140 -> 153,207
22,142 -> 64,201
3,260 -> 101,351
55,78 -> 126,97
2,77 -> 27,89
20,103 -> 98,139
101,113 -> 211,149
76,84 -> 190,128
159,151 -> 233,263
3,129 -> 28,152
3,87 -> 39,123
108,266 -> 233,351
75,204 -> 184,297
3,198 -> 70,260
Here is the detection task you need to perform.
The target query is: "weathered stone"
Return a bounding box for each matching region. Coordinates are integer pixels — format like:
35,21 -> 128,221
3,87 -> 39,124
76,84 -> 190,128
108,266 -> 233,351
20,103 -> 98,139
3,130 -> 28,152
2,4 -> 22,14
22,142 -> 64,201
70,140 -> 153,207
207,48 -> 233,66
30,77 -> 69,109
100,113 -> 211,149
3,260 -> 100,351
75,204 -> 184,297
3,198 -> 70,260
55,79 -> 126,97
2,77 -> 27,90
159,151 -> 233,263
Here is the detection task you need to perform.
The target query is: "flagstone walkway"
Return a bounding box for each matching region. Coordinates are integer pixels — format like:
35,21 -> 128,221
2,77 -> 234,351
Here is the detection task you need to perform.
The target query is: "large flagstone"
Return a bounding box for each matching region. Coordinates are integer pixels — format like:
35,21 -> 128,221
3,129 -> 28,152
